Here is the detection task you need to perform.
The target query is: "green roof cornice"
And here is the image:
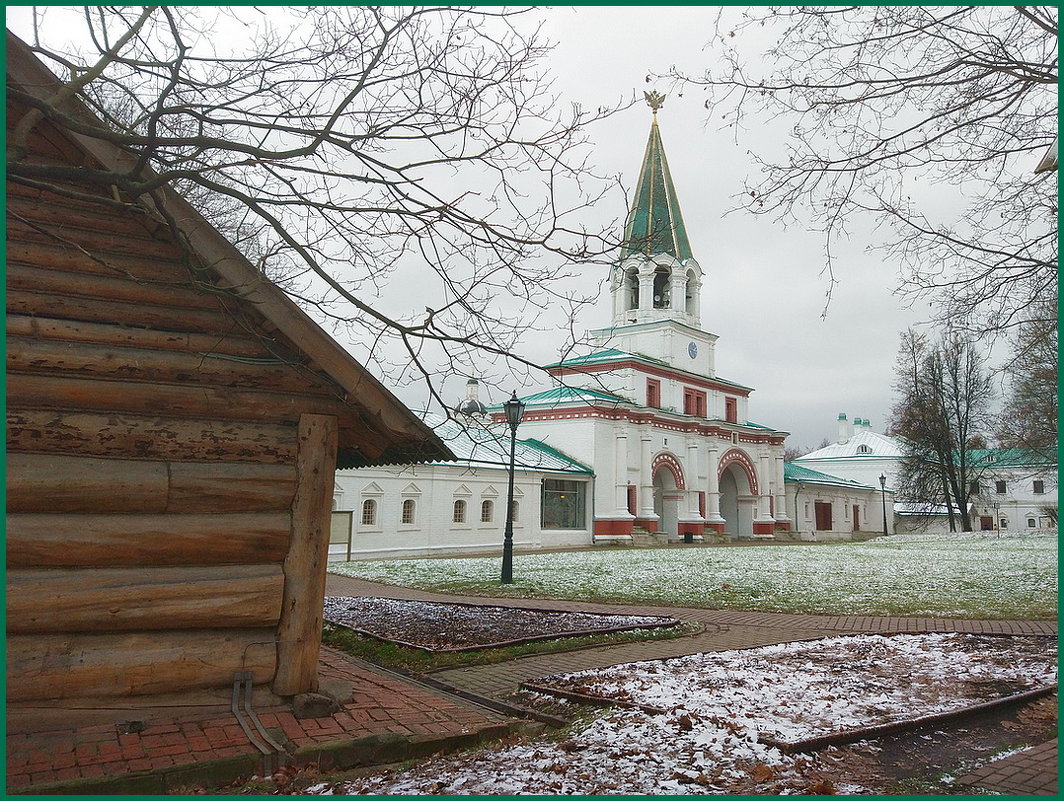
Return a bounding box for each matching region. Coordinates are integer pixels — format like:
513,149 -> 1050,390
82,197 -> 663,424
621,113 -> 693,261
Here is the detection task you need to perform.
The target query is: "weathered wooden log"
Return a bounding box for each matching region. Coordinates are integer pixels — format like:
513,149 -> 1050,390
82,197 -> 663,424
5,239 -> 186,284
8,335 -> 338,395
7,185 -> 162,233
6,453 -> 297,513
7,408 -> 298,464
273,414 -> 339,696
7,372 -> 349,423
6,564 -> 284,633
5,629 -> 278,701
7,289 -> 235,334
5,452 -> 168,513
167,461 -> 297,512
7,314 -> 275,358
6,512 -> 291,568
6,262 -> 225,310
5,214 -> 185,260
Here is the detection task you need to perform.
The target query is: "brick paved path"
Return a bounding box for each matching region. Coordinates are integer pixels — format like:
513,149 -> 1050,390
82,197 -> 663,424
955,739 -> 1058,795
5,645 -> 519,794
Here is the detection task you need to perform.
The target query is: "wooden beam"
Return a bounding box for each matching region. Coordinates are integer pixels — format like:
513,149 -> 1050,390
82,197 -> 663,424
272,413 -> 338,696
6,512 -> 291,568
5,629 -> 278,701
5,452 -> 297,513
7,314 -> 273,358
7,408 -> 298,464
6,564 -> 284,633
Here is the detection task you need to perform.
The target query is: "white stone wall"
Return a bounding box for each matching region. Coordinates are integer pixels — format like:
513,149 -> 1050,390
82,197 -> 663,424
331,463 -> 592,560
785,482 -> 892,541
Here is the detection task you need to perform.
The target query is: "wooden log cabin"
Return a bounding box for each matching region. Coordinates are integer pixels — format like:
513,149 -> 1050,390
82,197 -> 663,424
5,33 -> 453,730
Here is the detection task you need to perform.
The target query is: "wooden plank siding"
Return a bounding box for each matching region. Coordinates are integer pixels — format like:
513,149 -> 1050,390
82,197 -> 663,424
4,102 -> 331,704
6,39 -> 449,716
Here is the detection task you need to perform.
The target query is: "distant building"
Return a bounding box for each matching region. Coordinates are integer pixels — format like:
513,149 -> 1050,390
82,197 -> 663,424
795,414 -> 1057,534
330,403 -> 593,560
784,462 -> 892,540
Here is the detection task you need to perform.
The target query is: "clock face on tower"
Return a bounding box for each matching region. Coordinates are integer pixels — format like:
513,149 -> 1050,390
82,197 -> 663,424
688,342 -> 698,359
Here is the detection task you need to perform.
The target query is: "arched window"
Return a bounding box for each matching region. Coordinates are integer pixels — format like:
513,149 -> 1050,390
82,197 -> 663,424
510,500 -> 520,521
481,500 -> 494,523
626,267 -> 640,310
685,268 -> 698,315
857,445 -> 872,455
401,499 -> 416,525
652,265 -> 670,308
453,499 -> 467,524
1027,517 -> 1037,528
361,499 -> 376,526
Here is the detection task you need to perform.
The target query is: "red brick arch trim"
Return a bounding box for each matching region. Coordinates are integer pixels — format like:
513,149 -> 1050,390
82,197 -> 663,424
717,448 -> 759,495
651,452 -> 685,490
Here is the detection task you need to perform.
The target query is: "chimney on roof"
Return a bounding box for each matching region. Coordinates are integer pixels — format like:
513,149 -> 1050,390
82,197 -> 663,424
837,413 -> 849,445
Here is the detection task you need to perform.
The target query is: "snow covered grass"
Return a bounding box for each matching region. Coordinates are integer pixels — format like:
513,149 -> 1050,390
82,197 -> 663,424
330,531 -> 1057,619
308,633 -> 1057,795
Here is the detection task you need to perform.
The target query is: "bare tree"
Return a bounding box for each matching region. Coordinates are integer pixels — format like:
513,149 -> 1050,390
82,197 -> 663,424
7,7 -> 628,410
667,6 -> 1057,335
889,329 -> 994,531
996,298 -> 1058,462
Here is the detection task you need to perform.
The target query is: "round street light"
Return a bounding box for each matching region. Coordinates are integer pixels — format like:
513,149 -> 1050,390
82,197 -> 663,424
501,391 -> 525,584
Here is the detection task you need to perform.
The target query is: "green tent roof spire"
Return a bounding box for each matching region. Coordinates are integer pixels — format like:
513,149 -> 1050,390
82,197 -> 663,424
621,96 -> 693,261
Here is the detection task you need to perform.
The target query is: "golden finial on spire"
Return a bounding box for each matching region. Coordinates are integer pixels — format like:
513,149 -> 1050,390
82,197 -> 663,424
643,90 -> 666,115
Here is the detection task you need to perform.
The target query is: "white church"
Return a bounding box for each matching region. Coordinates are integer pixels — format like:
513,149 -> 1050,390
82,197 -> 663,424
331,101 -> 889,558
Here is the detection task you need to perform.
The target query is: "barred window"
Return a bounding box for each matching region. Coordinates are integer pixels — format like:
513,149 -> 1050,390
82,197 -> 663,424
453,499 -> 467,524
401,499 -> 415,524
361,499 -> 376,526
480,500 -> 494,523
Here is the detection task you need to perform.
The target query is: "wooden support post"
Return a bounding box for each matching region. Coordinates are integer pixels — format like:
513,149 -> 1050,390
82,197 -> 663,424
272,413 -> 338,696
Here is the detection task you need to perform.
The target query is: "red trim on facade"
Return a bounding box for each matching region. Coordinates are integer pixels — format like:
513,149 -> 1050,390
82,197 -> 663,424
634,517 -> 659,533
752,521 -> 775,535
775,521 -> 792,532
705,522 -> 726,534
548,359 -> 752,398
501,406 -> 785,446
593,519 -> 634,537
651,452 -> 686,489
717,448 -> 760,495
677,521 -> 704,536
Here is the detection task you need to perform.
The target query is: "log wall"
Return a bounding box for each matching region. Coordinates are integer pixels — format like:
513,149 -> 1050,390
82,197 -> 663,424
5,105 -> 356,705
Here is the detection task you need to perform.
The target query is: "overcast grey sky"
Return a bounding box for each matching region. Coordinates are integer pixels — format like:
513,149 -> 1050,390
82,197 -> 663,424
7,6 -> 954,450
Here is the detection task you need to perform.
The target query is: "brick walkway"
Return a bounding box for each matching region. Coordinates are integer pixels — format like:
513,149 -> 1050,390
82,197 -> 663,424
5,646 -> 521,794
955,739 -> 1058,795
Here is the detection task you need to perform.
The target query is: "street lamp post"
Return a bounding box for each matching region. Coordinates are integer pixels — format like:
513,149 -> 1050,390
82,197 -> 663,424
993,501 -> 1000,537
879,474 -> 889,537
501,391 -> 525,584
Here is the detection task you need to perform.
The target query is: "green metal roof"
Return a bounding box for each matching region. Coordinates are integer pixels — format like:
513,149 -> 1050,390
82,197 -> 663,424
509,386 -> 631,406
965,448 -> 1055,467
547,348 -> 753,393
784,461 -> 879,490
621,117 -> 693,261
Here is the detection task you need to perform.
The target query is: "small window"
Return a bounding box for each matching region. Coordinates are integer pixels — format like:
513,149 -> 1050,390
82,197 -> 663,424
453,499 -> 467,524
361,499 -> 376,526
724,397 -> 738,424
646,379 -> 661,409
401,499 -> 416,524
857,445 -> 872,455
999,518 -> 1008,530
1028,517 -> 1037,528
731,432 -> 738,445
510,500 -> 520,522
969,482 -> 980,495
1033,480 -> 1045,494
984,453 -> 996,463
995,481 -> 1006,494
481,499 -> 494,523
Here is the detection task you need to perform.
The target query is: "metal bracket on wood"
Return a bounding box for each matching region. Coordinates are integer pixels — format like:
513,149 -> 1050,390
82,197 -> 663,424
231,671 -> 288,776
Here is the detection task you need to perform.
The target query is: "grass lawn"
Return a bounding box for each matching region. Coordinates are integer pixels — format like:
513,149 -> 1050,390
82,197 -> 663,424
330,531 -> 1057,620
